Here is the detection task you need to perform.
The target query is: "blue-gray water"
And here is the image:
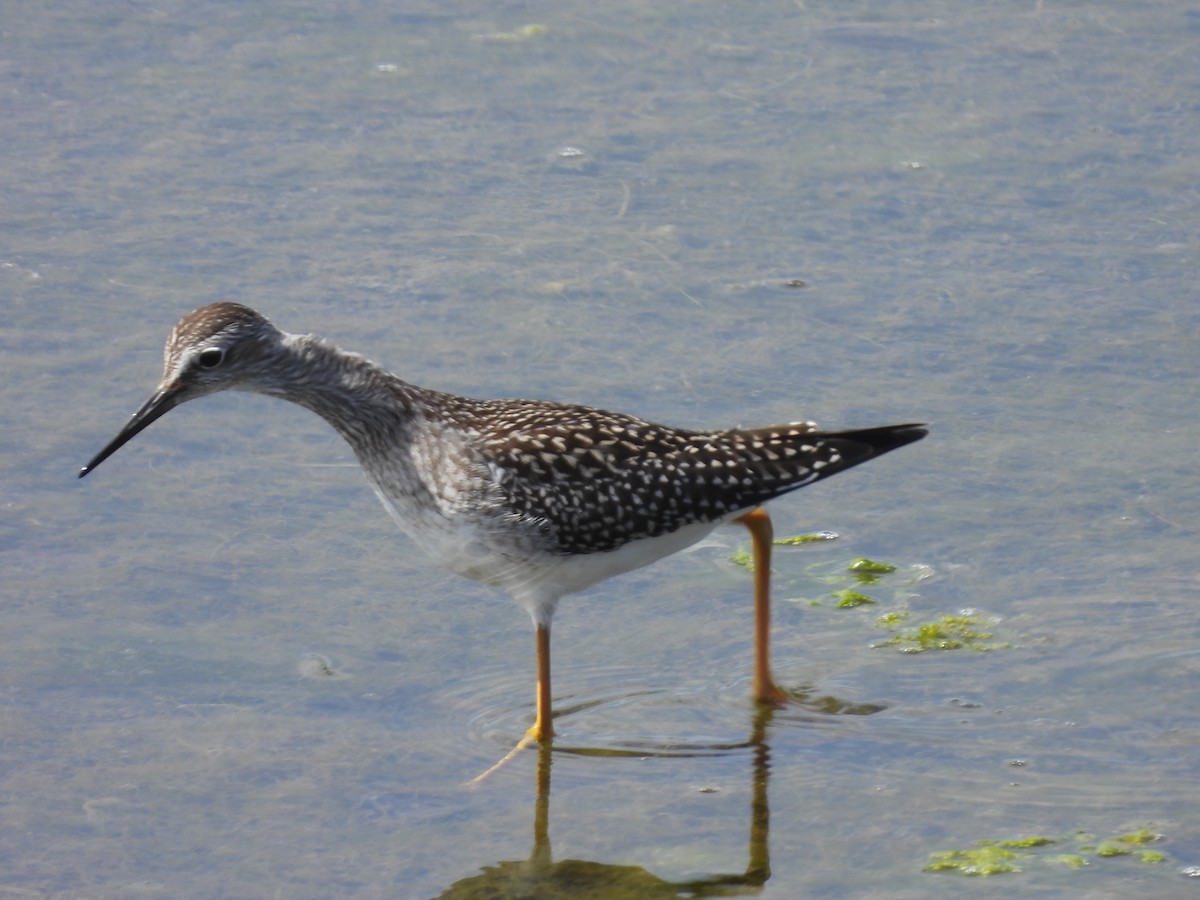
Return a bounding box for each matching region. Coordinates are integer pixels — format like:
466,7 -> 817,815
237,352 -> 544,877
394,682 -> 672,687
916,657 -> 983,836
4,2 -> 1200,896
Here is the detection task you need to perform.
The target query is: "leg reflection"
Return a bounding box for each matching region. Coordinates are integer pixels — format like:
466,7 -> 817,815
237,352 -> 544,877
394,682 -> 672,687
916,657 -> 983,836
441,705 -> 777,897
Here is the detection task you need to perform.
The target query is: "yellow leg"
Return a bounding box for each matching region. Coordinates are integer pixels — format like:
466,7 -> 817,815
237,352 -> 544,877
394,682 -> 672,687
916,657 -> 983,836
526,622 -> 555,742
469,624 -> 552,782
736,507 -> 788,704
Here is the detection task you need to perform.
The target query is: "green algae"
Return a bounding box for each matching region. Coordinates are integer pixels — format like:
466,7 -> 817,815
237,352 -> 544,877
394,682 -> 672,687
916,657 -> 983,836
874,612 -> 1008,653
847,557 -> 896,584
729,548 -> 755,571
477,23 -> 546,41
833,589 -> 876,608
926,844 -> 1024,875
927,828 -> 1168,877
774,532 -> 837,546
728,532 -> 837,571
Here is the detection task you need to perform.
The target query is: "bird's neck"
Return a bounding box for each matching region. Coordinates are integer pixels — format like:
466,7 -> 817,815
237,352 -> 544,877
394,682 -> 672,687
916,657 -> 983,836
266,332 -> 478,543
270,332 -> 426,446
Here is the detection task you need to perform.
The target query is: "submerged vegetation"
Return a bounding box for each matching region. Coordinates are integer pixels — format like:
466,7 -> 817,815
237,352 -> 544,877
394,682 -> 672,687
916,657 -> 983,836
873,611 -> 1010,653
729,538 -> 1012,652
926,828 -> 1168,876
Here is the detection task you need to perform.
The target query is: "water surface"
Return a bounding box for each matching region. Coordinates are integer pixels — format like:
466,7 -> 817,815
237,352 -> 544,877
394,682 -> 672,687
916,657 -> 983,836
4,1 -> 1200,896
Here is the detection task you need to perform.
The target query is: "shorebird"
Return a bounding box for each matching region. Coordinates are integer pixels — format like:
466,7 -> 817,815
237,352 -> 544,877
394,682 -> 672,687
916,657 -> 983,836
80,302 -> 925,741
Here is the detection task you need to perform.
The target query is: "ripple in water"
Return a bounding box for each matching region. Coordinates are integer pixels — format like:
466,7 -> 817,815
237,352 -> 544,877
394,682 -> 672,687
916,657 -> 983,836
443,658 -> 889,759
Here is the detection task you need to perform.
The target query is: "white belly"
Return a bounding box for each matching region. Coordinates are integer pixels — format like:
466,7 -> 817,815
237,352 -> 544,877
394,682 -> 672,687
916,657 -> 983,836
371,484 -> 747,626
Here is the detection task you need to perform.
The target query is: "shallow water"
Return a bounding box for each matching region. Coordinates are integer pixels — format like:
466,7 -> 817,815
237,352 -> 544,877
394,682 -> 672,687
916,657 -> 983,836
4,1 -> 1200,896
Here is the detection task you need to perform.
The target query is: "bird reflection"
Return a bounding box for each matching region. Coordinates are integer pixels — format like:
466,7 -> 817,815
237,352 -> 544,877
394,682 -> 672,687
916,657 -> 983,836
438,705 -> 780,899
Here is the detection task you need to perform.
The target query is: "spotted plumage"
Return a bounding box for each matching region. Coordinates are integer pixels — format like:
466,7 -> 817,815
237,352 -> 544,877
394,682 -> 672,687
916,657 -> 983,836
81,301 -> 926,741
475,406 -> 909,555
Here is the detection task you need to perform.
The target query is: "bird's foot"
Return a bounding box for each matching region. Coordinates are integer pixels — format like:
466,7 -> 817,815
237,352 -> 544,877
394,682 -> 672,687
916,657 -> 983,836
755,678 -> 792,708
468,731 -> 540,785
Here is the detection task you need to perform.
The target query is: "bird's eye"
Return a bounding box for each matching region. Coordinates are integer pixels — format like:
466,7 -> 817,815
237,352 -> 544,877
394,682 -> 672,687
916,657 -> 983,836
197,347 -> 225,369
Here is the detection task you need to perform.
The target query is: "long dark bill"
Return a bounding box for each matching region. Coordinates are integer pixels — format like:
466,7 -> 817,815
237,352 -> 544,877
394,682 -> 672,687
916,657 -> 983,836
79,387 -> 183,478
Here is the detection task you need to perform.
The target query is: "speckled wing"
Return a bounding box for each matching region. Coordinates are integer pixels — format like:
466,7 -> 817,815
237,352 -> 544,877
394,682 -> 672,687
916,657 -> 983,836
475,399 -> 925,555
